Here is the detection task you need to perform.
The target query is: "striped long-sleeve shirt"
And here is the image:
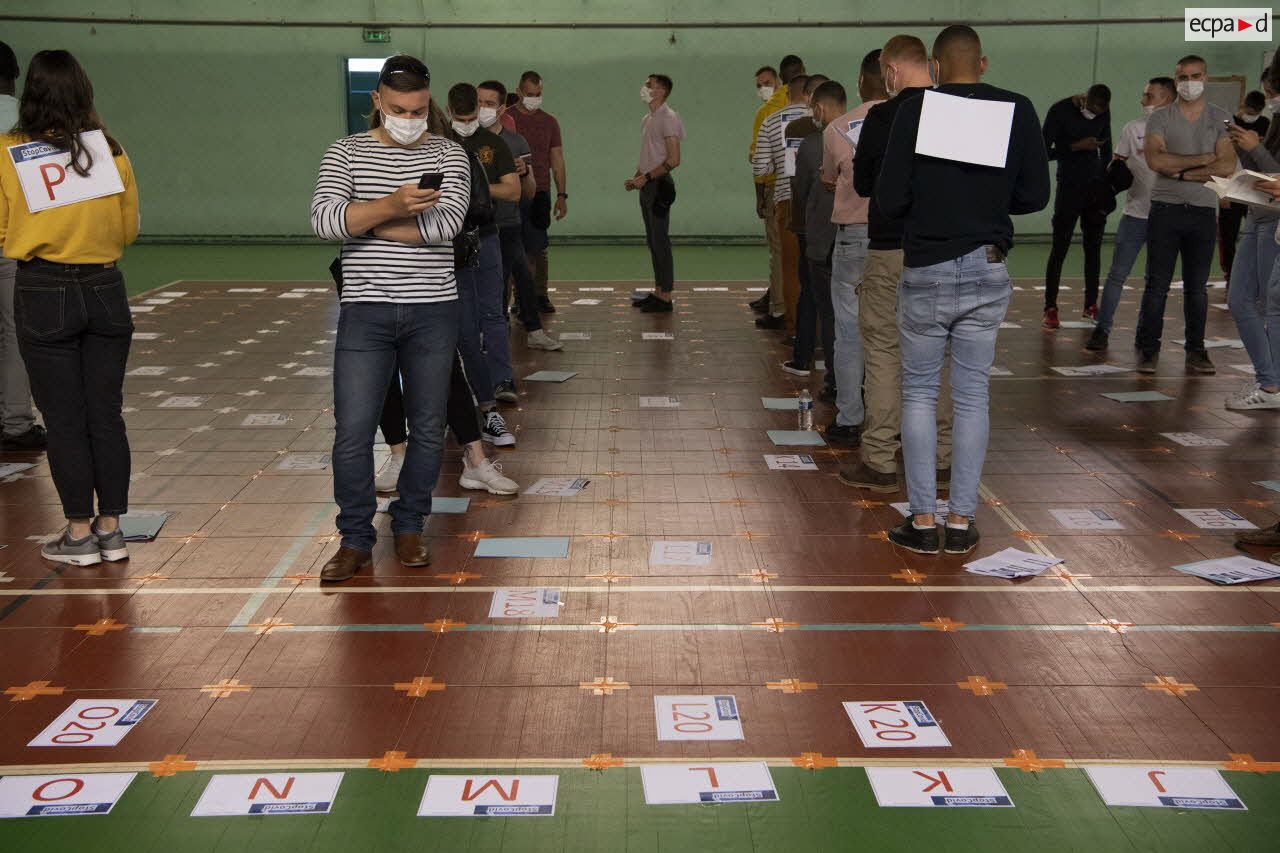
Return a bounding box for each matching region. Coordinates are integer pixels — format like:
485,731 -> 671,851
310,132 -> 471,304
752,105 -> 809,204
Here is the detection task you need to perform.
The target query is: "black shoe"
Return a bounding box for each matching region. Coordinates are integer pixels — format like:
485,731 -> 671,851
1185,349 -> 1216,375
1136,351 -> 1159,374
817,385 -> 837,403
1084,328 -> 1109,351
838,462 -> 899,492
538,296 -> 556,314
633,292 -> 657,307
824,422 -> 862,447
936,468 -> 951,490
2,424 -> 47,450
944,521 -> 980,555
756,314 -> 785,330
494,381 -> 519,405
641,297 -> 673,313
888,517 -> 940,555
750,295 -> 769,314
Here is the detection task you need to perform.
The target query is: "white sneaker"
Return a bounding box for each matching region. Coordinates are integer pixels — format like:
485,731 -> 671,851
459,457 -> 519,495
375,452 -> 405,492
527,329 -> 564,351
1225,383 -> 1280,410
481,410 -> 516,446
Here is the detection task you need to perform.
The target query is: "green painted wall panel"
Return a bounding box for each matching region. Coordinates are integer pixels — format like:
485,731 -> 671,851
1,6 -> 1267,238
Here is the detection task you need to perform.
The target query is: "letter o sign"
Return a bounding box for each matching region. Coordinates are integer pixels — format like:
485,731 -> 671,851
33,777 -> 85,801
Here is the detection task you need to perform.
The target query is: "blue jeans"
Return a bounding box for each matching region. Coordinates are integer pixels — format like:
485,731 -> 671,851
1228,219 -> 1280,389
830,224 -> 868,427
333,300 -> 459,552
899,246 -> 1011,518
1096,214 -> 1148,335
456,235 -> 509,403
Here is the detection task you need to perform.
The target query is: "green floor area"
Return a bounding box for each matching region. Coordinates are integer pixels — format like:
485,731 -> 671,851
0,766 -> 1273,852
119,240 -> 1220,297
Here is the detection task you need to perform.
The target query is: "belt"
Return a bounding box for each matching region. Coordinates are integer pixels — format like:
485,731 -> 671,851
19,257 -> 117,271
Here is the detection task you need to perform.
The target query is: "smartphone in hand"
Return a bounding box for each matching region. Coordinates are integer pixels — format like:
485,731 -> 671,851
418,172 -> 445,190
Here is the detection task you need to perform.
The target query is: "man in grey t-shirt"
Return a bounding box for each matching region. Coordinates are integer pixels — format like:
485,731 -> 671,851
1136,54 -> 1235,374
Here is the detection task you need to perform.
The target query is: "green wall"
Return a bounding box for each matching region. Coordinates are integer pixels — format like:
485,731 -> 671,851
2,3 -> 1269,239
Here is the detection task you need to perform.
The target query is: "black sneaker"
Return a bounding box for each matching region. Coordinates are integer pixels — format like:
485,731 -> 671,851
494,381 -> 519,405
824,422 -> 862,447
538,296 -> 557,314
944,521 -> 980,555
749,295 -> 769,314
633,291 -> 654,305
1084,328 -> 1109,351
2,424 -> 47,450
888,517 -> 940,555
1185,349 -> 1216,375
838,462 -> 899,492
1136,351 -> 1159,374
755,314 -> 785,330
641,297 -> 673,313
936,468 -> 951,490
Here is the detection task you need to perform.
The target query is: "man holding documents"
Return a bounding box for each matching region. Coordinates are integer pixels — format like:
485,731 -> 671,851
1136,54 -> 1234,375
876,25 -> 1050,556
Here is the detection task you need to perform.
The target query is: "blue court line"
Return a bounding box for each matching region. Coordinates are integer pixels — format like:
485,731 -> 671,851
227,503 -> 336,629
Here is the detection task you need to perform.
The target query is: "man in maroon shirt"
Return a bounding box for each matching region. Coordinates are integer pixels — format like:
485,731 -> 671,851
511,70 -> 568,313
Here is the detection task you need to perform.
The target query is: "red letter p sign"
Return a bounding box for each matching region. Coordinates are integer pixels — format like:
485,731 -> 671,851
39,163 -> 66,201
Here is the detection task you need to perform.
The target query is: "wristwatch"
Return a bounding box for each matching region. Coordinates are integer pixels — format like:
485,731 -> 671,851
557,192 -> 568,199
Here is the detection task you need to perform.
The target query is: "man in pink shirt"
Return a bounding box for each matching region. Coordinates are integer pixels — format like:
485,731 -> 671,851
820,50 -> 886,444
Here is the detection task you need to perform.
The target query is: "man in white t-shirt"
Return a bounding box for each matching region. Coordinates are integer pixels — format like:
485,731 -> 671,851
0,40 -> 43,451
1086,76 -> 1175,351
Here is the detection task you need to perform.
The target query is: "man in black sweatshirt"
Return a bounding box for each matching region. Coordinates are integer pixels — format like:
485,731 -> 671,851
841,34 -> 953,495
1041,83 -> 1112,329
875,24 -> 1050,557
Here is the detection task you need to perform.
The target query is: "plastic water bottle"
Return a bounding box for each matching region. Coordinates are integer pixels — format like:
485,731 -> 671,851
798,389 -> 814,431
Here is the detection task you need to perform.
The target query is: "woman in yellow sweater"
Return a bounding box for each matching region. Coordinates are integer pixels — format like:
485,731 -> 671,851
0,50 -> 139,566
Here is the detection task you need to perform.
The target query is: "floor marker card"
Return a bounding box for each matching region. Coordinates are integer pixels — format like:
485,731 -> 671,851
558,332 -> 591,340
1160,432 -> 1227,447
571,298 -> 600,306
641,763 -> 778,805
1254,480 -> 1280,492
489,588 -> 562,618
524,370 -> 578,383
293,367 -> 331,377
418,775 -> 558,816
131,305 -> 155,313
1231,363 -> 1256,375
156,291 -> 187,297
275,453 -> 330,471
964,548 -> 1061,579
767,430 -> 826,446
132,332 -> 161,340
1102,391 -> 1173,402
0,773 -> 136,818
474,537 -> 570,558
1174,338 -> 1243,349
1049,508 -> 1123,530
119,510 -> 172,541
642,332 -> 674,340
1173,508 -> 1257,530
525,477 -> 590,497
431,497 -> 470,514
990,366 -> 1013,376
229,287 -> 266,293
654,695 -> 744,741
1084,767 -> 1245,810
192,772 -> 344,816
29,699 -> 157,747
650,540 -> 713,566
0,462 -> 35,478
765,454 -> 818,471
1172,555 -> 1280,584
639,396 -> 680,408
1057,320 -> 1095,329
159,395 -> 209,409
1051,364 -> 1130,377
127,366 -> 170,376
241,413 -> 292,427
999,322 -> 1021,329
890,499 -> 949,518
144,298 -> 174,305
866,767 -> 1013,808
761,397 -> 800,410
844,700 -> 951,748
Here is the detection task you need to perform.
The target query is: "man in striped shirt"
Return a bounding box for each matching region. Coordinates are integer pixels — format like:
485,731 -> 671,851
310,55 -> 471,582
752,74 -> 810,333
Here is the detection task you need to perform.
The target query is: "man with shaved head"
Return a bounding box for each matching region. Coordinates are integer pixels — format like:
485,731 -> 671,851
876,25 -> 1050,556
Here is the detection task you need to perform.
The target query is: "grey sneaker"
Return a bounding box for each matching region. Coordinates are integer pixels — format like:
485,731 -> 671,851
1185,350 -> 1216,375
1236,522 -> 1280,548
42,530 -> 102,566
93,525 -> 130,562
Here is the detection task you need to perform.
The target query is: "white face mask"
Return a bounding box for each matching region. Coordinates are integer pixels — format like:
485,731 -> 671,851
1081,107 -> 1097,121
1142,104 -> 1157,116
522,96 -> 543,111
381,111 -> 427,145
1269,96 -> 1280,111
812,109 -> 825,130
478,106 -> 499,128
451,119 -> 479,138
1177,80 -> 1204,102
641,85 -> 654,104
1240,112 -> 1260,125
757,85 -> 775,102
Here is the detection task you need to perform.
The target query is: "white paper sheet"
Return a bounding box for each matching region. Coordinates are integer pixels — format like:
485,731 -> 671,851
915,89 -> 1014,168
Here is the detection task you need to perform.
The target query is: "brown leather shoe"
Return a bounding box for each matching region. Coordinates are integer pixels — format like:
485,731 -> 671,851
395,533 -> 431,568
320,546 -> 372,583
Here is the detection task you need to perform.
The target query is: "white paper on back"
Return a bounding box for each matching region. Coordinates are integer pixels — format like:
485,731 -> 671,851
915,89 -> 1015,168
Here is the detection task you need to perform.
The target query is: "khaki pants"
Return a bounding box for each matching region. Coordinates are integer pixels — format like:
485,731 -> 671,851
859,248 -> 953,473
774,199 -> 801,333
764,197 -> 783,316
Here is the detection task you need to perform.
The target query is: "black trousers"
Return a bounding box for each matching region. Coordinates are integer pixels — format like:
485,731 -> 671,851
380,352 -> 481,447
640,177 -> 676,293
1044,184 -> 1108,310
499,224 -> 542,332
1136,201 -> 1216,355
15,260 -> 132,519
